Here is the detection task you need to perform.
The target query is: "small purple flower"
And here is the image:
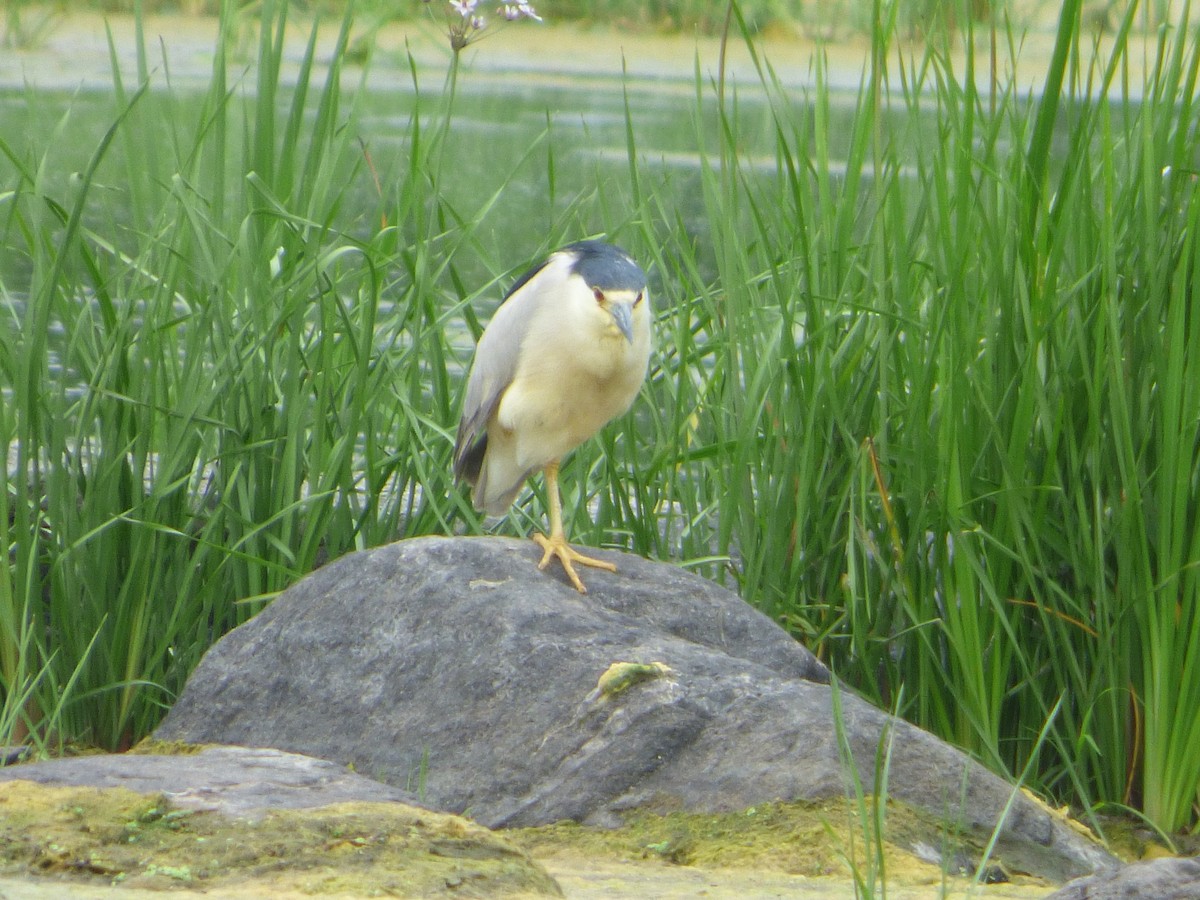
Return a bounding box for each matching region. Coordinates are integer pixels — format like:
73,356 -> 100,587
429,0 -> 541,54
500,1 -> 541,20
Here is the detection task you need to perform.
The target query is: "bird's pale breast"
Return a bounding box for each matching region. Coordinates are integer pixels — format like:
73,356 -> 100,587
497,314 -> 648,471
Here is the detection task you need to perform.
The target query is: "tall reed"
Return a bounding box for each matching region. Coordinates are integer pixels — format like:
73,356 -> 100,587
615,0 -> 1200,834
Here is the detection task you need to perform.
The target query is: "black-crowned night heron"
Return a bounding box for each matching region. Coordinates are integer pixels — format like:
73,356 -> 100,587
453,240 -> 651,593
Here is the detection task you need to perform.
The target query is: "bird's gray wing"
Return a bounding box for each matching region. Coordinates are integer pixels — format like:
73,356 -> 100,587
453,256 -> 554,485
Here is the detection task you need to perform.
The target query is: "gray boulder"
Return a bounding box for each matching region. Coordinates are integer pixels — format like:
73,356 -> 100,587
1047,856 -> 1200,899
155,536 -> 1114,881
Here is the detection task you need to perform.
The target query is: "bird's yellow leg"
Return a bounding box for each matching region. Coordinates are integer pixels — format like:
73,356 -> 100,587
532,461 -> 616,594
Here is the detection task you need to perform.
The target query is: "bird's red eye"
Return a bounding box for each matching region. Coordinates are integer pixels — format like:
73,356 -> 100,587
634,291 -> 644,306
593,288 -> 605,303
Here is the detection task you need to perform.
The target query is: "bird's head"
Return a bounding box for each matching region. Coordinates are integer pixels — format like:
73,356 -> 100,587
564,240 -> 649,345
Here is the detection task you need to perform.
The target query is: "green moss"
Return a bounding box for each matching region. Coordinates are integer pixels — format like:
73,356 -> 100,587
127,738 -> 208,756
1091,813 -> 1191,861
0,782 -> 561,897
512,796 -> 1052,887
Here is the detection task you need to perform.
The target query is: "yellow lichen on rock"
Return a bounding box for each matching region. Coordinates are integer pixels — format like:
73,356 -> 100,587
593,661 -> 673,699
513,796 -> 1059,896
0,781 -> 561,897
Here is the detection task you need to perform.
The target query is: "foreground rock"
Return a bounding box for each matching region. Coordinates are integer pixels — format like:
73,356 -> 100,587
1046,855 -> 1200,899
0,745 -> 424,819
0,753 -> 1060,899
155,536 -> 1115,882
0,748 -> 560,897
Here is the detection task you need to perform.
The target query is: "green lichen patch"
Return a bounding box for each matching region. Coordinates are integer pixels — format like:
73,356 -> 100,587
127,738 -> 209,756
0,781 -> 561,897
512,796 -> 1052,890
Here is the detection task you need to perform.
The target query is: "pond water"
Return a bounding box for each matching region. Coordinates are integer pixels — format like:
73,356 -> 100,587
0,21 -> 878,417
0,13 -> 1075,496
0,71 -> 838,246
0,16 -> 881,283
0,10 -> 1137,298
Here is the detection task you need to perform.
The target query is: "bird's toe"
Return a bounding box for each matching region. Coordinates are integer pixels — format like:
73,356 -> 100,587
532,533 -> 617,593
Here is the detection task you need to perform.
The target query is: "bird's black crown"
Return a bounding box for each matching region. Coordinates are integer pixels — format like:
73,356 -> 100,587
564,240 -> 646,293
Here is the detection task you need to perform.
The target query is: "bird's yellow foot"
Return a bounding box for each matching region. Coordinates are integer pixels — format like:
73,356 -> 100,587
532,533 -> 617,594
